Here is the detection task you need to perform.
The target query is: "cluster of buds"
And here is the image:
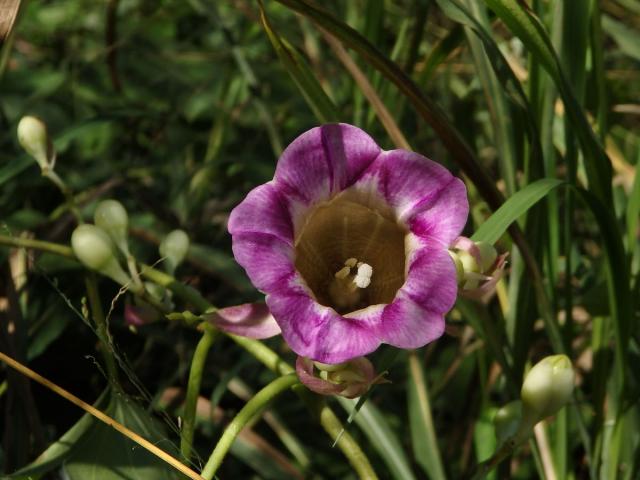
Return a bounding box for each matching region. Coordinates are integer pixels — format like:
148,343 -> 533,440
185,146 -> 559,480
449,237 -> 508,302
493,355 -> 575,446
72,200 -> 134,287
71,199 -> 189,288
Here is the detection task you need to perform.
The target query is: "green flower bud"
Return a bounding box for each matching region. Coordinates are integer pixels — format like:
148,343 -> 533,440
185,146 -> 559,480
458,249 -> 479,273
17,116 -> 54,169
521,354 -> 574,426
475,241 -> 498,272
94,200 -> 130,255
448,250 -> 465,285
493,400 -> 522,445
159,229 -> 190,274
71,224 -> 130,285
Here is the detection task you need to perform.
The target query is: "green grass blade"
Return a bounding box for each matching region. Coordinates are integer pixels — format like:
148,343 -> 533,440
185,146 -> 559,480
626,150 -> 640,258
471,178 -> 564,244
337,397 -> 418,480
484,0 -> 613,204
258,2 -> 339,123
601,15 -> 640,62
407,352 -> 447,480
417,24 -> 464,85
461,0 -> 518,196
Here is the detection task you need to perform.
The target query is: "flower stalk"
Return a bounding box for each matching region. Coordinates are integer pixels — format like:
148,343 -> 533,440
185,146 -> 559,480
84,274 -> 119,385
181,325 -> 218,461
200,373 -> 299,479
0,233 -> 380,478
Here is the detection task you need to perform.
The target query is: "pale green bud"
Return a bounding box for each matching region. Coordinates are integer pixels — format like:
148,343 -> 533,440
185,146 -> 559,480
159,229 -> 190,274
17,116 -> 53,169
458,249 -> 479,273
475,241 -> 498,272
493,400 -> 522,445
521,355 -> 574,425
458,250 -> 480,289
71,225 -> 130,285
94,200 -> 130,255
448,250 -> 465,285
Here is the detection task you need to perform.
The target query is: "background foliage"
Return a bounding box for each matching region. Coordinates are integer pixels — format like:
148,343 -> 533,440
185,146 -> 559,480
1,0 -> 639,479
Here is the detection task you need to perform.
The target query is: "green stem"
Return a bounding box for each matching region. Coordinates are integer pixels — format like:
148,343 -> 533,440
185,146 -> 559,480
43,169 -> 82,222
0,234 -> 74,258
139,264 -> 211,313
0,233 -> 379,478
229,334 -> 294,376
315,400 -> 379,480
181,326 -> 218,461
84,274 -> 119,384
200,373 -> 299,479
126,254 -> 145,292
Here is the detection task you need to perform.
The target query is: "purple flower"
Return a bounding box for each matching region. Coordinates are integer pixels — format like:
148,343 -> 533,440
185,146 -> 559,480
228,124 -> 468,364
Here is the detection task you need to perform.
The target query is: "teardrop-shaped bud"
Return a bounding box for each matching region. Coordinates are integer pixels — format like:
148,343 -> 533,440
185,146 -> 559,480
94,200 -> 130,255
521,354 -> 575,426
17,116 -> 54,169
159,229 -> 190,274
71,224 -> 130,285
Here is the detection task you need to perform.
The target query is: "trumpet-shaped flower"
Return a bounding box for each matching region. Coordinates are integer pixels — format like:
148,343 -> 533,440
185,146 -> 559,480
228,124 -> 468,363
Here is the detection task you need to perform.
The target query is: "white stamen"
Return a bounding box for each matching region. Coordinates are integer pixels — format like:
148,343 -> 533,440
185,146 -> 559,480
345,258 -> 357,268
353,263 -> 373,289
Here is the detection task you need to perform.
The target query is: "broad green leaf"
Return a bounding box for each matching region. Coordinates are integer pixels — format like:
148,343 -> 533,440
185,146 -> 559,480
63,392 -> 185,480
8,392 -> 108,479
407,352 -> 446,480
338,397 -> 417,480
471,178 -> 564,244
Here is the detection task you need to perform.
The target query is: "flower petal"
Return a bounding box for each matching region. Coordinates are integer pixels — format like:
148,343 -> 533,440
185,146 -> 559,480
273,124 -> 381,205
377,245 -> 456,348
231,232 -> 295,293
359,149 -> 468,244
228,182 -> 293,245
267,285 -> 382,364
204,303 -> 281,339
